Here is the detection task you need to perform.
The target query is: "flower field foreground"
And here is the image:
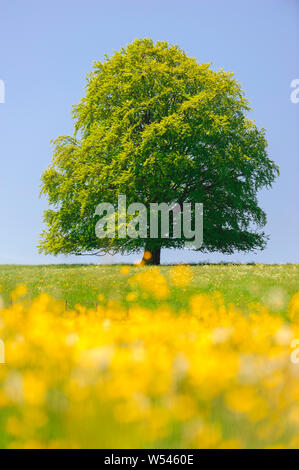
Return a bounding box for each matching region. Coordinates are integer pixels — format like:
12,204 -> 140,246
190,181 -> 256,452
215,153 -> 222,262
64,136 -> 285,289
1,266 -> 299,448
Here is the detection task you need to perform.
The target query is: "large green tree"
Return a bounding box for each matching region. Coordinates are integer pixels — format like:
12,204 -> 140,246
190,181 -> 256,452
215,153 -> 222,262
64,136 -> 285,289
39,39 -> 279,265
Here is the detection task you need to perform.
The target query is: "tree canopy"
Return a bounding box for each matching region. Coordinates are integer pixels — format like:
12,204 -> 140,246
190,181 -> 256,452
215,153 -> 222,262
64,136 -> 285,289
39,38 -> 279,264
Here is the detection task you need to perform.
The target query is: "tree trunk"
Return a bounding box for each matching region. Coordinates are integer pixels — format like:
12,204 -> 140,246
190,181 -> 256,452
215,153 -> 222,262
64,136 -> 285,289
141,248 -> 161,265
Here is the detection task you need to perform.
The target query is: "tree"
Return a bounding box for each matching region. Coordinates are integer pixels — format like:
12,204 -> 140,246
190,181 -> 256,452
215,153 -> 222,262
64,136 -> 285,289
39,38 -> 279,265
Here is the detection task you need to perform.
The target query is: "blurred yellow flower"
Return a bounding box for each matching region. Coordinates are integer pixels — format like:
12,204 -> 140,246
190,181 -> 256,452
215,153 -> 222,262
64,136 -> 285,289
11,284 -> 27,302
0,283 -> 298,448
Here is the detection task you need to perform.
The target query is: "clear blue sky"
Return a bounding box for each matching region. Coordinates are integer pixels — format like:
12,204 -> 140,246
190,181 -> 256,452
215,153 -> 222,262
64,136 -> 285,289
0,0 -> 298,264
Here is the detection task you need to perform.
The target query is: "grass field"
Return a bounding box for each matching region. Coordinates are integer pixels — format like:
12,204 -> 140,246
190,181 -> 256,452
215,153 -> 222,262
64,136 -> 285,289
1,263 -> 299,312
0,264 -> 299,448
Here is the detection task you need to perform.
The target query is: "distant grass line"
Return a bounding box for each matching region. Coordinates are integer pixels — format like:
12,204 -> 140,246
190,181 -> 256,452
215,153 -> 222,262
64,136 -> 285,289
1,262 -> 298,267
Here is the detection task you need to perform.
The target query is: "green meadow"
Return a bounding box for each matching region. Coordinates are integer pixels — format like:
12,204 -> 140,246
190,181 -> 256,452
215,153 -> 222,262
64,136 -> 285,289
0,264 -> 298,314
